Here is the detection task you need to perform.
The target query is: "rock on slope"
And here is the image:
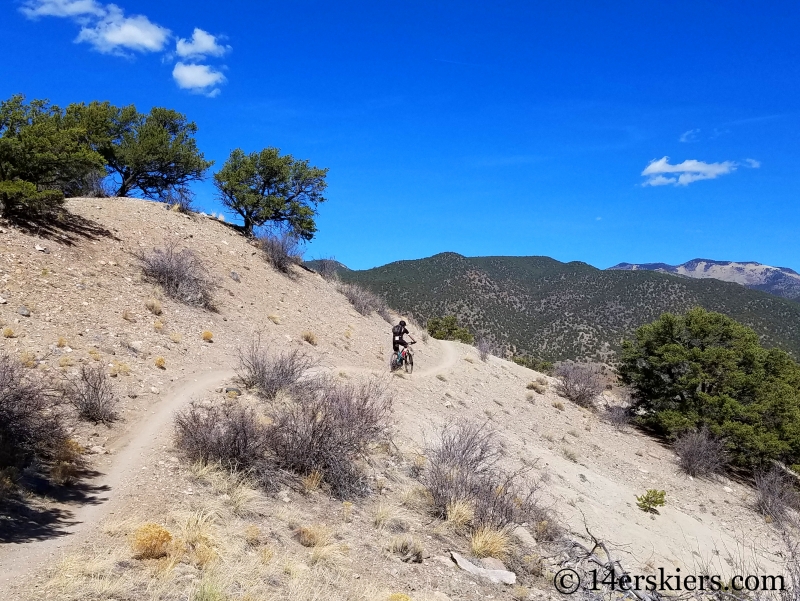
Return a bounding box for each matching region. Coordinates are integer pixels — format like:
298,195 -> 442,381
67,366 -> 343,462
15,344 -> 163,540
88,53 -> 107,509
609,258 -> 800,301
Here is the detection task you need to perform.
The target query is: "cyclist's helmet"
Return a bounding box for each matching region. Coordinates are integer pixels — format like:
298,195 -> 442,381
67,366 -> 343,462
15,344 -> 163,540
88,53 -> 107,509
399,320 -> 406,326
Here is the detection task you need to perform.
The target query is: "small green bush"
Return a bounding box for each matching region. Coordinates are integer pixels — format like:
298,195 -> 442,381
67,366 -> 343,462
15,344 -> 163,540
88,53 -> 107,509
636,489 -> 666,514
426,315 -> 474,344
512,355 -> 553,374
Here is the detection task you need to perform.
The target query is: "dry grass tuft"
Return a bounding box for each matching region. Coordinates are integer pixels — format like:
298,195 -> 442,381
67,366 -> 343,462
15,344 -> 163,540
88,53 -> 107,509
170,331 -> 182,343
19,350 -> 37,368
470,526 -> 511,559
202,330 -> 213,342
153,320 -> 164,333
388,535 -> 423,563
154,356 -> 166,369
145,298 -> 162,315
122,309 -> 136,322
268,314 -> 280,325
132,523 -> 172,559
295,524 -> 332,548
56,336 -> 67,348
2,327 -> 15,338
342,500 -> 354,522
58,355 -> 73,368
244,525 -> 262,547
301,331 -> 317,346
301,470 -> 323,494
445,499 -> 474,530
552,401 -> 565,411
387,594 -> 413,601
110,360 -> 130,376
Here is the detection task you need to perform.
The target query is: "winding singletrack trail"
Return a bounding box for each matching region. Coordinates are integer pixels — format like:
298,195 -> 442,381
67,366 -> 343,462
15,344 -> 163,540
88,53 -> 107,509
0,340 -> 459,594
0,367 -> 235,593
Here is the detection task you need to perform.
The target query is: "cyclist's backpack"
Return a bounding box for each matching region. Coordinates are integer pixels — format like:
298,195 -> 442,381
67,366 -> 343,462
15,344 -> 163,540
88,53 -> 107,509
392,324 -> 404,339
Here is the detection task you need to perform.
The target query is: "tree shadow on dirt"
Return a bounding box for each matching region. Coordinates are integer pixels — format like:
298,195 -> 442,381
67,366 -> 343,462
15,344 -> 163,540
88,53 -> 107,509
6,208 -> 120,247
0,469 -> 110,544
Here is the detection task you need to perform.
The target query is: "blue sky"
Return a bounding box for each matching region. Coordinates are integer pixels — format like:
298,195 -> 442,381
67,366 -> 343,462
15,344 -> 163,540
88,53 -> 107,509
3,1 -> 800,270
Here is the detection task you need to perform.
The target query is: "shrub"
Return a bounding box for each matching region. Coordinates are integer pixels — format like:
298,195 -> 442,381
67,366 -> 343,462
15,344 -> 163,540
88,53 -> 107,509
476,337 -> 494,362
236,335 -> 315,400
336,282 -> 390,317
132,523 -> 172,559
259,231 -> 303,274
301,331 -> 317,346
604,403 -> 631,430
268,378 -> 392,498
314,258 -> 340,281
636,489 -> 666,514
202,330 -> 213,342
137,242 -> 215,309
754,466 -> 799,523
174,401 -> 269,473
3,327 -> 15,338
159,187 -> 196,214
554,362 -> 603,408
674,429 -> 727,478
422,420 -> 553,533
145,298 -> 162,315
64,363 -> 118,425
426,315 -> 474,344
0,353 -> 64,477
154,356 -> 166,369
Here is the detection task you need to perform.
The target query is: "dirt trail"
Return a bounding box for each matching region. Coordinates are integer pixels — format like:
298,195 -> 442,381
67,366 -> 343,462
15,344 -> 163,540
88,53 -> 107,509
0,367 -> 235,592
0,341 -> 458,590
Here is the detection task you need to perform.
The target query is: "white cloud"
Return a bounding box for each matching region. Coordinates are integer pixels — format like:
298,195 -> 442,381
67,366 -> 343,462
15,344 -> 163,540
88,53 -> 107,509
176,28 -> 230,58
641,156 -> 739,187
20,0 -> 105,18
172,62 -> 226,96
75,4 -> 171,54
679,128 -> 700,143
745,158 -> 761,168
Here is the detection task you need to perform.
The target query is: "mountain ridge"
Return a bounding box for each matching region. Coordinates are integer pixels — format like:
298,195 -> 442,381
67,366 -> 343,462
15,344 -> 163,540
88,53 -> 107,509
330,253 -> 800,362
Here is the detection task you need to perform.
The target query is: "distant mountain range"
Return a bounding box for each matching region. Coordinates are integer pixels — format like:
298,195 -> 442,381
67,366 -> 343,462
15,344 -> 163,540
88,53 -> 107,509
317,253 -> 800,363
607,259 -> 800,301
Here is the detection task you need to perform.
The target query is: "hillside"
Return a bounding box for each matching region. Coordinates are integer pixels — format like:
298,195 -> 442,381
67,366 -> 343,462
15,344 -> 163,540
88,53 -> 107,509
0,200 -> 795,601
609,258 -> 800,301
336,253 -> 800,362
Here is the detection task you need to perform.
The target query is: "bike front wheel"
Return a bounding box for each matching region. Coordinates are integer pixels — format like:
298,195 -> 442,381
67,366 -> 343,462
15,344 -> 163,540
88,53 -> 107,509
405,353 -> 413,374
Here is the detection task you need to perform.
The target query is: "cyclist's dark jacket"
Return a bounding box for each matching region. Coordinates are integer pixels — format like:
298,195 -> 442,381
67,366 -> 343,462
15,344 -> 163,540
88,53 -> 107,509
392,325 -> 409,350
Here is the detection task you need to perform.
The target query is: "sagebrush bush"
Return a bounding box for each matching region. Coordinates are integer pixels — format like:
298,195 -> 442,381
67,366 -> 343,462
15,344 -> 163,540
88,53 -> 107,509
236,335 -> 315,400
604,403 -> 631,430
259,231 -> 303,274
336,282 -> 390,318
427,315 -> 474,344
422,420 -> 554,534
64,363 -> 118,425
754,466 -> 799,523
674,428 -> 727,478
269,378 -> 392,498
476,337 -> 494,362
0,353 -> 65,478
554,361 -> 603,408
314,258 -> 340,281
137,242 -> 215,309
174,401 -> 270,473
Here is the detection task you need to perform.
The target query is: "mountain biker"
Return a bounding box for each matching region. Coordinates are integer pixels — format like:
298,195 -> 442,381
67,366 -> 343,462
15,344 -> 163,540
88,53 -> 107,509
392,320 -> 416,364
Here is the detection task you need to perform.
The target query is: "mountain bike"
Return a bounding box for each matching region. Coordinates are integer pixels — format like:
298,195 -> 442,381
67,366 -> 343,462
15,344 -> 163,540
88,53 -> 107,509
390,341 -> 415,374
